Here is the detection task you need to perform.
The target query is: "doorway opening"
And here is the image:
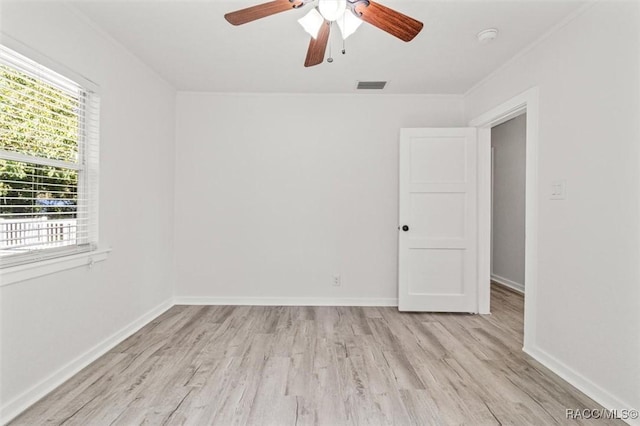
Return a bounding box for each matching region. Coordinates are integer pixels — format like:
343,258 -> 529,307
490,114 -> 526,336
469,87 -> 539,350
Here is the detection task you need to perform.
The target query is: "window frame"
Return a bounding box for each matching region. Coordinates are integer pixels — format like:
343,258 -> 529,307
0,36 -> 106,283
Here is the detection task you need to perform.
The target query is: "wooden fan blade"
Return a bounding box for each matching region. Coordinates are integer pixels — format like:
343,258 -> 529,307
355,1 -> 423,42
304,21 -> 330,67
225,0 -> 299,25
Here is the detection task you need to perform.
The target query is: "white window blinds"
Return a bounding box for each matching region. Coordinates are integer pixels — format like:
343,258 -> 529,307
0,44 -> 99,267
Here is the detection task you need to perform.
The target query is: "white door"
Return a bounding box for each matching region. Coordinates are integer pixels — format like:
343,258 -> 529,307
398,128 -> 478,312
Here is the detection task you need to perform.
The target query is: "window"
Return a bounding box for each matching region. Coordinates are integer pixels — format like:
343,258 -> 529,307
0,44 -> 99,268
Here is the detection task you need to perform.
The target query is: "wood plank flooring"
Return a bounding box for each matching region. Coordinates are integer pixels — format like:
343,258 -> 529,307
11,285 -> 621,425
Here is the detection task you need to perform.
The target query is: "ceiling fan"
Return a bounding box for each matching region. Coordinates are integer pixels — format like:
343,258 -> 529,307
224,0 -> 423,67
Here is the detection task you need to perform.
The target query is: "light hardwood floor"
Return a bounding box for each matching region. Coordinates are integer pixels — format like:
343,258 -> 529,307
11,285 -> 621,425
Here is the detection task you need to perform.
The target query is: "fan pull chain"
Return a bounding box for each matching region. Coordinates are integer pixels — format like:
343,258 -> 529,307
327,22 -> 334,63
341,13 -> 346,55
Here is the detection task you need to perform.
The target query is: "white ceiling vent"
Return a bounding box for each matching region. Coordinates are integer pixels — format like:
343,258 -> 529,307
356,81 -> 387,90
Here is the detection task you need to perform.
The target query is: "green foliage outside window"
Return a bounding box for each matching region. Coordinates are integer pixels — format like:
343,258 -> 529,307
0,64 -> 80,218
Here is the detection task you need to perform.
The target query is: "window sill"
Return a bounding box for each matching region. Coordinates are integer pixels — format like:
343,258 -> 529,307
0,247 -> 111,287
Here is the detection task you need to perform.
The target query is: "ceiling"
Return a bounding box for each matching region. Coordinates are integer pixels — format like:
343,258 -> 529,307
67,0 -> 585,93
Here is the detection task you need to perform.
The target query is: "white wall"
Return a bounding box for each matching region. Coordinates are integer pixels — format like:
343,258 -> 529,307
491,115 -> 526,290
0,2 -> 176,418
465,1 -> 640,413
174,93 -> 464,302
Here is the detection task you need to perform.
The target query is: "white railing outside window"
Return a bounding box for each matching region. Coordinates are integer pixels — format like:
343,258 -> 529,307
0,217 -> 77,253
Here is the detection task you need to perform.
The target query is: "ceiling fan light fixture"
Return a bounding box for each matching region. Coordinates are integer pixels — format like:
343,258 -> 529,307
298,8 -> 325,39
337,10 -> 363,39
225,0 -> 424,67
318,0 -> 347,22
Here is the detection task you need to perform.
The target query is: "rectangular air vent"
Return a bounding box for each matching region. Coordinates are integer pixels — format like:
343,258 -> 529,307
356,81 -> 387,90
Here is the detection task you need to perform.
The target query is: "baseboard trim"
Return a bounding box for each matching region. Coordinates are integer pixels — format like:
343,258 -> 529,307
524,345 -> 639,426
174,296 -> 399,307
491,274 -> 525,294
0,298 -> 174,425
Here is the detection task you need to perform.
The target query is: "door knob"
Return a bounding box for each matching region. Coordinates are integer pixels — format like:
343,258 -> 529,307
401,225 -> 409,232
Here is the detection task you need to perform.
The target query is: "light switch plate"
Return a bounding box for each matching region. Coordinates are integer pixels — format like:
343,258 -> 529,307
550,180 -> 566,200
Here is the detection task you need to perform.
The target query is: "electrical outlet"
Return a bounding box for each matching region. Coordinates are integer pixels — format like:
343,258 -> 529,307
332,274 -> 341,287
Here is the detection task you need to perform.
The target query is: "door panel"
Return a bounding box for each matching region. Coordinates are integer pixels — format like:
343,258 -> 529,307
399,128 -> 477,312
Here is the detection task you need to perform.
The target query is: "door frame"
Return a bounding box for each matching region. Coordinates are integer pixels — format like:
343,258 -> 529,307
469,87 -> 539,351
